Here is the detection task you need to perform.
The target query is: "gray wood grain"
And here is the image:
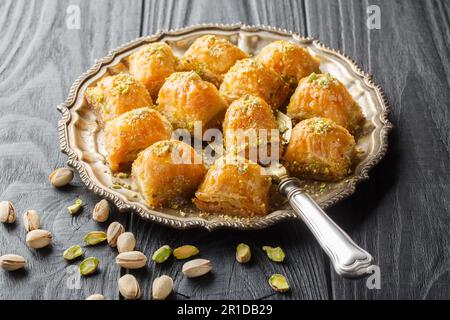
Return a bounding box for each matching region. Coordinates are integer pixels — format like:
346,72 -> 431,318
305,0 -> 450,299
128,0 -> 330,301
0,0 -> 142,300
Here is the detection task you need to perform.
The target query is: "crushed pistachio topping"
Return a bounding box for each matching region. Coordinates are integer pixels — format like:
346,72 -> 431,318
113,75 -> 135,95
307,72 -> 318,83
307,118 -> 334,134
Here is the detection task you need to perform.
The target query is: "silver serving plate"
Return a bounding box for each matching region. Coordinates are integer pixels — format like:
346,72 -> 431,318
57,23 -> 392,233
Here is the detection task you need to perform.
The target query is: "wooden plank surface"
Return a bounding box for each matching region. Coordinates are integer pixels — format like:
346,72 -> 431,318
130,0 -> 330,300
305,0 -> 450,299
0,0 -> 142,299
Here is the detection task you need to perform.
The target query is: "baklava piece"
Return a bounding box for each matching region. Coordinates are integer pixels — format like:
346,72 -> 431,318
219,58 -> 290,111
105,107 -> 173,172
132,140 -> 206,208
194,155 -> 272,217
255,40 -> 320,89
156,71 -> 228,133
179,35 -> 249,87
85,73 -> 153,124
283,117 -> 356,181
223,95 -> 281,163
127,42 -> 177,100
287,73 -> 364,134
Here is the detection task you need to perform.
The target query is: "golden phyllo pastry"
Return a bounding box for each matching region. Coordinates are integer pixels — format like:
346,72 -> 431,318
156,71 -> 228,133
179,35 -> 249,87
104,107 -> 173,172
194,155 -> 272,217
283,117 -> 356,181
287,73 -> 364,134
255,40 -> 320,89
85,73 -> 153,124
220,58 -> 290,111
127,42 -> 177,100
223,95 -> 281,163
132,140 -> 206,207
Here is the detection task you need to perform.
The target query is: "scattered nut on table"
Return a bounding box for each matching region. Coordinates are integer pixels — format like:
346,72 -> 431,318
92,199 -> 109,222
26,229 -> 52,249
107,221 -> 124,247
85,294 -> 105,300
0,201 -> 16,224
48,167 -> 73,187
118,274 -> 141,300
22,209 -> 41,232
116,232 -> 136,253
115,251 -> 147,269
182,259 -> 212,278
152,275 -> 173,300
0,254 -> 26,271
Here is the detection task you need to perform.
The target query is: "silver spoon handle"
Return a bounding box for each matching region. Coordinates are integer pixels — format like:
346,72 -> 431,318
278,177 -> 374,278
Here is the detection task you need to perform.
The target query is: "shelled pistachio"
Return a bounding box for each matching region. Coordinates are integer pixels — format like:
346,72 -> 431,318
173,245 -> 199,260
262,246 -> 285,262
268,274 -> 289,292
79,257 -> 100,276
83,231 -> 107,245
236,243 -> 251,263
152,245 -> 172,263
63,245 -> 84,261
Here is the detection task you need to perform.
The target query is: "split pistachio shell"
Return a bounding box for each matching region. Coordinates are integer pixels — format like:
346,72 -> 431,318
86,294 -> 105,300
268,274 -> 289,292
22,209 -> 41,232
236,243 -> 251,263
182,259 -> 212,278
92,199 -> 109,222
49,167 -> 73,187
83,231 -> 107,245
0,254 -> 26,271
115,251 -> 147,269
118,274 -> 141,300
152,245 -> 172,263
107,221 -> 124,247
79,257 -> 100,276
262,246 -> 285,262
152,275 -> 173,300
63,245 -> 84,260
173,245 -> 199,260
0,201 -> 16,224
117,232 -> 136,253
26,229 -> 52,249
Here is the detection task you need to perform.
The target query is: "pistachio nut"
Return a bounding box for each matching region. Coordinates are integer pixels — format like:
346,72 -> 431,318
63,245 -> 84,261
0,254 -> 26,271
117,232 -> 136,253
152,245 -> 172,263
106,221 -> 124,247
268,274 -> 289,292
182,259 -> 212,278
49,167 -> 74,187
79,257 -> 100,276
22,209 -> 41,232
115,251 -> 147,269
262,246 -> 285,262
86,294 -> 105,300
26,229 -> 52,249
83,231 -> 107,245
173,245 -> 199,260
67,198 -> 83,215
152,275 -> 173,300
236,243 -> 251,263
0,201 -> 16,224
92,199 -> 109,222
118,274 -> 141,300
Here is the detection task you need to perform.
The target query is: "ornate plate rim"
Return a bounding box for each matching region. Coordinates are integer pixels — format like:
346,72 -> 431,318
57,23 -> 393,231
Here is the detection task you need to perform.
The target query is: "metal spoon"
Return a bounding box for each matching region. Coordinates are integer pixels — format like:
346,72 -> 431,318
264,112 -> 374,278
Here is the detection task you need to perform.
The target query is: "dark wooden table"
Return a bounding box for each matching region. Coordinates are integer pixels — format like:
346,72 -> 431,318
1,0 -> 449,300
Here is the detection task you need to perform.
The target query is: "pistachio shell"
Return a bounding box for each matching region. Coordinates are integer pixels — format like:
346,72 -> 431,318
26,229 -> 52,249
107,221 -> 124,247
83,231 -> 107,245
117,232 -> 136,253
79,257 -> 100,276
49,167 -> 73,187
118,274 -> 141,300
92,199 -> 109,222
152,275 -> 173,300
173,245 -> 199,260
22,209 -> 41,232
182,259 -> 212,278
0,201 -> 16,224
152,245 -> 172,263
86,294 -> 105,300
115,251 -> 147,269
0,254 -> 26,271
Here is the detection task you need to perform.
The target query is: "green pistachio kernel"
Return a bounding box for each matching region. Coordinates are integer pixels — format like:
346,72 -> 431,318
152,245 -> 172,263
63,245 -> 84,261
262,246 -> 285,263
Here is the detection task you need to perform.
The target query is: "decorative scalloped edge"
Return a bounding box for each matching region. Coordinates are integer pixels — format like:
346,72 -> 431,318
57,23 -> 392,231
